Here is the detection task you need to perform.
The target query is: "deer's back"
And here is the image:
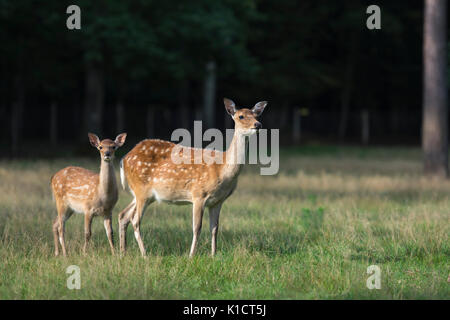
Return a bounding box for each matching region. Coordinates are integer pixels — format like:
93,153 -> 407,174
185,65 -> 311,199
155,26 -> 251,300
51,166 -> 100,209
123,139 -> 226,203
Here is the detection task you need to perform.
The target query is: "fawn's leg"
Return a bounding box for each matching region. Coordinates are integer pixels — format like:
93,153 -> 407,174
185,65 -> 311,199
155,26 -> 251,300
209,203 -> 222,257
104,213 -> 115,255
189,200 -> 205,258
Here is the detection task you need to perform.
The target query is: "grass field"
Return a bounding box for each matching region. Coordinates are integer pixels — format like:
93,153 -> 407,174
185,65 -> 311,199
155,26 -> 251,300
0,146 -> 448,299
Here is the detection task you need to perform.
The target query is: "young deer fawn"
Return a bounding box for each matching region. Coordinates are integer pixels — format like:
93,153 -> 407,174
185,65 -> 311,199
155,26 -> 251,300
118,98 -> 267,257
51,133 -> 127,256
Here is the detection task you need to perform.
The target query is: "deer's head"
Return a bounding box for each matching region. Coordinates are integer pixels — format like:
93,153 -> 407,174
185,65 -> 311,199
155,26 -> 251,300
224,98 -> 267,136
88,133 -> 127,162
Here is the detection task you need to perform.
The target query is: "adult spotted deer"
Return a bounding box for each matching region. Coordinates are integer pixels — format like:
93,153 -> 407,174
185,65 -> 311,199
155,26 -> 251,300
51,133 -> 127,256
118,98 -> 267,257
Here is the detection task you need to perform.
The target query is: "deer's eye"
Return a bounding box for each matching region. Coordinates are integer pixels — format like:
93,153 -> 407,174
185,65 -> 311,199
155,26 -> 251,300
239,115 -> 244,119
99,146 -> 103,150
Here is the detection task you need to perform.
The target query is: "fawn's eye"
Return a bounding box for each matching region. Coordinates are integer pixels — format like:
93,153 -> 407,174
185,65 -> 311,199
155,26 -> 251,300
99,146 -> 103,150
239,115 -> 244,119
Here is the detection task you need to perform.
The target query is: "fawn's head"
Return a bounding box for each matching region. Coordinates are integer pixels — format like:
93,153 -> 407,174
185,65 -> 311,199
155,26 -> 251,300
224,98 -> 267,136
88,133 -> 127,162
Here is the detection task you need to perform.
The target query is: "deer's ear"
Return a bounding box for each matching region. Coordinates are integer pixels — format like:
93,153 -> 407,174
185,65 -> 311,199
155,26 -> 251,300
224,98 -> 237,116
115,133 -> 127,147
252,101 -> 267,117
88,133 -> 100,148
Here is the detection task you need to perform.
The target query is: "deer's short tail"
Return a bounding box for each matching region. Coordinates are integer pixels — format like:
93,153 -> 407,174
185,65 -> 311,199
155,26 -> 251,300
120,158 -> 129,192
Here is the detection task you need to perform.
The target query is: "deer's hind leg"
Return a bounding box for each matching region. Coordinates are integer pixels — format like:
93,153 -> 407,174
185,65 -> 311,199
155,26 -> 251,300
131,197 -> 153,257
52,217 -> 60,256
55,200 -> 72,257
118,200 -> 136,254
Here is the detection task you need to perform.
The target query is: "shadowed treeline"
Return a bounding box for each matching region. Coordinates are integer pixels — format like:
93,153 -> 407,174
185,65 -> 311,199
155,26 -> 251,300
0,0 -> 436,156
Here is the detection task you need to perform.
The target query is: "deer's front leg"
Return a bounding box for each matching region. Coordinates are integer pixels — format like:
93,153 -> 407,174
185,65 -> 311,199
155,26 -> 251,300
209,203 -> 222,257
83,213 -> 93,255
189,200 -> 205,258
131,198 -> 149,257
104,214 -> 115,255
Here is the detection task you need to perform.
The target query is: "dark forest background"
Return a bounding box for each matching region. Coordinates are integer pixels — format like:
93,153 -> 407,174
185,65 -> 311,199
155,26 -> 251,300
0,0 -> 448,157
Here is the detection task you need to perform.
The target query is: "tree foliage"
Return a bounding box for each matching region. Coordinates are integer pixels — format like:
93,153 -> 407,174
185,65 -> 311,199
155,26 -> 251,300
0,0 -> 438,147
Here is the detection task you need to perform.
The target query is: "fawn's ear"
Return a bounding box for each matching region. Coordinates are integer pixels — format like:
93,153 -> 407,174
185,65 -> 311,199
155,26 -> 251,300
115,133 -> 127,147
224,98 -> 237,116
252,101 -> 267,117
88,133 -> 100,148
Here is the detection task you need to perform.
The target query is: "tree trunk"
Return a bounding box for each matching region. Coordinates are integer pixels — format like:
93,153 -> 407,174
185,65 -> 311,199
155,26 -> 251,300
422,0 -> 448,178
11,73 -> 25,156
146,106 -> 155,138
178,79 -> 190,129
50,101 -> 58,146
338,34 -> 357,141
361,109 -> 369,145
116,100 -> 125,133
83,63 -> 104,139
203,60 -> 216,128
292,107 -> 301,144
279,103 -> 289,128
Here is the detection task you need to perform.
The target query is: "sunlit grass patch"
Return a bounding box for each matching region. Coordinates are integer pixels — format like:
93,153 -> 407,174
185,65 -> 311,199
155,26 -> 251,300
0,147 -> 448,299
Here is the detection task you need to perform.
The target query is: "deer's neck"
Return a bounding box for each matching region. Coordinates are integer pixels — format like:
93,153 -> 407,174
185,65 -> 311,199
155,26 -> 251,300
98,160 -> 117,200
221,131 -> 247,181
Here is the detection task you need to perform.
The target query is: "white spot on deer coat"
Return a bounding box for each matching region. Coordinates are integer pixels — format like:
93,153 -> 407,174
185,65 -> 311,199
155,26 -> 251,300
72,185 -> 89,190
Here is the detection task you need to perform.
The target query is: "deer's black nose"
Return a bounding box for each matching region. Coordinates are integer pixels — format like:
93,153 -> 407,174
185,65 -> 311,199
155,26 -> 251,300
105,151 -> 111,157
254,122 -> 262,129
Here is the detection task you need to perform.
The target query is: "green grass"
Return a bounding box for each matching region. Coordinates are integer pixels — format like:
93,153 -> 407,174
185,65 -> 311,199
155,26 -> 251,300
0,146 -> 448,299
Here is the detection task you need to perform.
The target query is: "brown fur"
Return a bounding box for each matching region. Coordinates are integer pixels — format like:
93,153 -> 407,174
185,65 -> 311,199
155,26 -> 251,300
51,133 -> 126,256
118,98 -> 267,257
